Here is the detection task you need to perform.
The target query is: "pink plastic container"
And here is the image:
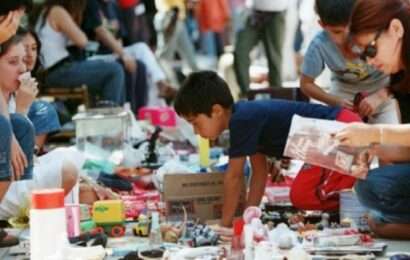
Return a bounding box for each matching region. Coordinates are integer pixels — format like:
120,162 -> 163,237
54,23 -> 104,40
66,204 -> 81,238
138,107 -> 176,127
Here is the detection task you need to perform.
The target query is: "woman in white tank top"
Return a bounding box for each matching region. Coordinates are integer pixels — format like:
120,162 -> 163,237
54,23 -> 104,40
34,0 -> 126,105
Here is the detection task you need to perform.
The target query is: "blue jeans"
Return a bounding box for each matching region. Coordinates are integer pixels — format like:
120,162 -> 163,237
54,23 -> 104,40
0,114 -> 35,181
28,100 -> 61,135
355,163 -> 410,224
45,59 -> 126,105
0,115 -> 12,181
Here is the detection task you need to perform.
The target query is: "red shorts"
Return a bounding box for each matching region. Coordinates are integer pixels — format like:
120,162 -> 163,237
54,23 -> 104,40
290,109 -> 361,211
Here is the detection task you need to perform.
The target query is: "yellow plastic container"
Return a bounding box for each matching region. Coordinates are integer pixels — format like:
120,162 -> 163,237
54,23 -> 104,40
198,135 -> 210,169
92,200 -> 125,224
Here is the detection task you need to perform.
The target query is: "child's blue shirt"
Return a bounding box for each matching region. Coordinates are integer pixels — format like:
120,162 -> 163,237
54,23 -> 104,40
228,99 -> 341,158
302,31 -> 389,99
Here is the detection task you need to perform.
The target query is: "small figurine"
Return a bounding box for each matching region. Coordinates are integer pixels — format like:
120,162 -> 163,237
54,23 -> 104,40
133,214 -> 151,237
319,213 -> 330,229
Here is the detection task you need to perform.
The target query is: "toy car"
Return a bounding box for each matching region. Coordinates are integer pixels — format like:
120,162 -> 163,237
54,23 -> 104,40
92,200 -> 126,237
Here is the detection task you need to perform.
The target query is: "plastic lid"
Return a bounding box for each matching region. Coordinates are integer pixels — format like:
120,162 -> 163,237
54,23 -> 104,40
32,189 -> 65,209
233,219 -> 245,236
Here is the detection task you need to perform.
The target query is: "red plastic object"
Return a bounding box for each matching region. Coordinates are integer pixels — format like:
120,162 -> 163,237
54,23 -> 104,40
111,225 -> 126,237
95,227 -> 105,234
233,219 -> 244,236
32,189 -> 65,209
118,0 -> 138,9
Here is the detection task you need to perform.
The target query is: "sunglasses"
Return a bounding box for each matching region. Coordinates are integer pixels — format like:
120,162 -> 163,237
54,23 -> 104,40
359,30 -> 383,61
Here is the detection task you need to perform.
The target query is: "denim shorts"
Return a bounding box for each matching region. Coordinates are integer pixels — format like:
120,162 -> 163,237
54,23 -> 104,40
28,100 -> 61,135
0,115 -> 12,181
0,114 -> 34,181
355,163 -> 410,224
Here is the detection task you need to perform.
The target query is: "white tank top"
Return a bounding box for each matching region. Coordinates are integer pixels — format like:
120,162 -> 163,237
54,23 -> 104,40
35,12 -> 70,69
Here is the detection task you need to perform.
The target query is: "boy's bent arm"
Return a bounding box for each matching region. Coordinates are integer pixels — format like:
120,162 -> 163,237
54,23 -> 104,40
247,153 -> 268,208
221,157 -> 246,227
300,74 -> 352,109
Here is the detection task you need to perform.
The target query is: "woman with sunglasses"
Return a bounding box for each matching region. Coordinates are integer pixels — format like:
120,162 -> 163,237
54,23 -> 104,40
335,0 -> 410,239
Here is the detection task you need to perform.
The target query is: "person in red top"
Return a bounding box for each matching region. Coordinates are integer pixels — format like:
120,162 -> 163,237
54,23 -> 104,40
195,0 -> 230,58
117,0 -> 138,9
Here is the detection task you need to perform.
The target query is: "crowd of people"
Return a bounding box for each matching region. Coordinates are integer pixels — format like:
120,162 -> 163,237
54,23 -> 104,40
0,0 -> 410,247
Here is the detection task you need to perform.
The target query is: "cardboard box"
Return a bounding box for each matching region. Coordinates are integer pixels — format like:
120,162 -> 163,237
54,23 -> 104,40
162,173 -> 245,222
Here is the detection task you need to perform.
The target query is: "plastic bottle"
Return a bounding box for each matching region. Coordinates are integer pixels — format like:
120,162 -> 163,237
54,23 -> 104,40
197,135 -> 210,170
243,223 -> 254,260
30,189 -> 67,260
229,219 -> 245,260
149,211 -> 162,248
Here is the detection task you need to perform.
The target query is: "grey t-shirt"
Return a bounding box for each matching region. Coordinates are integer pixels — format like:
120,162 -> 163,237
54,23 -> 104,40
302,31 -> 389,100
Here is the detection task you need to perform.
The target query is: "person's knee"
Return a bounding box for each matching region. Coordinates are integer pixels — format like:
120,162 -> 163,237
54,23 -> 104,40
111,62 -> 126,81
61,161 -> 78,195
0,116 -> 12,183
0,115 -> 9,128
10,114 -> 35,143
354,179 -> 376,207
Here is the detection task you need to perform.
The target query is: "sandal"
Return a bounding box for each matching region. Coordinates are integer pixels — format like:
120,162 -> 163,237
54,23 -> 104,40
0,229 -> 19,248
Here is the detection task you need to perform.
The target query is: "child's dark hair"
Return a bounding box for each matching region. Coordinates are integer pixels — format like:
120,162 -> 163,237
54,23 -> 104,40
0,0 -> 32,16
174,71 -> 234,117
17,27 -> 42,72
315,0 -> 355,26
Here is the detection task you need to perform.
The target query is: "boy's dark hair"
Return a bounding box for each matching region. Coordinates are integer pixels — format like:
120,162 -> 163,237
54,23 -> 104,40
0,0 -> 32,16
315,0 -> 355,26
174,71 -> 234,117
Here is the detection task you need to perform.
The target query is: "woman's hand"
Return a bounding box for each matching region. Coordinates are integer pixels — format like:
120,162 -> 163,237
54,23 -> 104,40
15,75 -> 38,115
121,53 -> 137,74
10,135 -> 27,181
0,11 -> 22,44
358,88 -> 390,118
334,123 -> 380,147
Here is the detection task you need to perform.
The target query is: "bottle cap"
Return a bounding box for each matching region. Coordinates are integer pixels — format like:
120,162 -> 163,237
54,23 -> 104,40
233,219 -> 245,236
32,189 -> 65,210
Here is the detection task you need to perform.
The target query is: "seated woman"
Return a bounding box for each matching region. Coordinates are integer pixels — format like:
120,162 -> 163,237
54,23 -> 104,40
0,34 -> 80,221
35,0 -> 126,106
0,0 -> 32,248
94,0 -> 177,105
335,0 -> 410,239
18,27 -> 61,154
